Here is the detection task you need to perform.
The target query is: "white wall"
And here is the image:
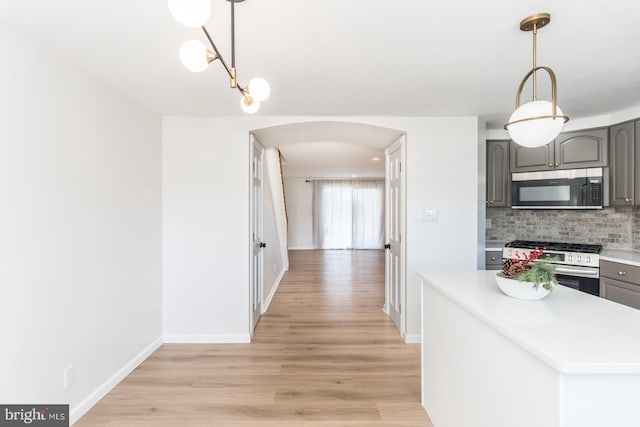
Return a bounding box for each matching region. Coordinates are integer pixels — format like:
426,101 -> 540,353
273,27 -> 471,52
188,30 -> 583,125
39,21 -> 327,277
162,118 -> 252,342
162,116 -> 479,341
0,26 -> 162,422
284,178 -> 314,249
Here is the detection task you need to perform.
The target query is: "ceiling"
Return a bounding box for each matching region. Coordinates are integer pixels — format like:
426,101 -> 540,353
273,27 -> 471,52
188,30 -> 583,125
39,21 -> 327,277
253,121 -> 403,177
1,0 -> 639,177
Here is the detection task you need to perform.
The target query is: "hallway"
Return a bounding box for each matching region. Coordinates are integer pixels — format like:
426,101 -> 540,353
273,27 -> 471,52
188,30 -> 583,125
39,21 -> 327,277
77,250 -> 431,426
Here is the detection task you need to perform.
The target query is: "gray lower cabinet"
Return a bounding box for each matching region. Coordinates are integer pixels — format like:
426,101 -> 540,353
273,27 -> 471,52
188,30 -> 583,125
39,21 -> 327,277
486,140 -> 510,207
609,121 -> 635,206
600,260 -> 640,310
510,128 -> 608,173
485,250 -> 502,270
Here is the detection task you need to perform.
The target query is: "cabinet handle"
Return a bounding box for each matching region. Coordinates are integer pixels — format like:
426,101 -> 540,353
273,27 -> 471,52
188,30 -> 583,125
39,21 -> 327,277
489,200 -> 494,204
548,163 -> 553,167
555,163 -> 559,167
625,197 -> 632,203
490,256 -> 497,261
618,271 -> 627,276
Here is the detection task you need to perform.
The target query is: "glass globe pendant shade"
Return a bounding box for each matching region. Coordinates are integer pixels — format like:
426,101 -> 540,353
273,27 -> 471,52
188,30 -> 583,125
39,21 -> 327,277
506,100 -> 565,148
179,40 -> 209,72
240,96 -> 260,114
168,0 -> 211,28
248,77 -> 270,102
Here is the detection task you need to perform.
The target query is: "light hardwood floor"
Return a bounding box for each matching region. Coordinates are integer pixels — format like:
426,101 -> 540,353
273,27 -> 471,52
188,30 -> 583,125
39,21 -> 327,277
77,250 -> 432,426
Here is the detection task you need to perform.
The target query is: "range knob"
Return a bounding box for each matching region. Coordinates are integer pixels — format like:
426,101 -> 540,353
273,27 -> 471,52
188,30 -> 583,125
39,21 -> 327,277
586,256 -> 592,263
577,255 -> 582,262
567,255 -> 573,262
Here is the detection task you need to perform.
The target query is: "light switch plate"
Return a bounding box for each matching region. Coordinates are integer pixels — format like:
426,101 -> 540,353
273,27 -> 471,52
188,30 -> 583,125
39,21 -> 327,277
422,209 -> 439,222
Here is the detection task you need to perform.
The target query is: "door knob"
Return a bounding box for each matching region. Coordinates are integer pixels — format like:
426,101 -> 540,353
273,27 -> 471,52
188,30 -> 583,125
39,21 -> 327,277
259,242 -> 267,248
384,243 -> 391,249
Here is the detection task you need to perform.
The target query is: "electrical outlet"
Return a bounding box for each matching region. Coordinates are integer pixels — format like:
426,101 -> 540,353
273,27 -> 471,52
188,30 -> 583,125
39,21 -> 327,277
64,365 -> 75,389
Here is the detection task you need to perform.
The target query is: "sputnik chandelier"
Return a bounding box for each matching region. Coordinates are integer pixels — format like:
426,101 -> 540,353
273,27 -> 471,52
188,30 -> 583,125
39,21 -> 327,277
168,0 -> 270,113
504,13 -> 569,147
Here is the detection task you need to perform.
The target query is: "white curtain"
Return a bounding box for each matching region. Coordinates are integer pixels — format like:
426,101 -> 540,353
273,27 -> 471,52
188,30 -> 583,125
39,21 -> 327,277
312,180 -> 384,249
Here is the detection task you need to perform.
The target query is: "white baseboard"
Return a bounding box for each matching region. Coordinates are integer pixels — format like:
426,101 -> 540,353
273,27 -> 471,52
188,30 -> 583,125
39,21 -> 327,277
405,334 -> 421,344
163,334 -> 251,344
262,268 -> 285,313
288,246 -> 315,250
70,336 -> 162,425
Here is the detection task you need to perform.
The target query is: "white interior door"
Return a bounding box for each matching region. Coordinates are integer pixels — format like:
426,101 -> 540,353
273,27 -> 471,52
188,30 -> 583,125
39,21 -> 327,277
250,137 -> 264,334
385,136 -> 405,334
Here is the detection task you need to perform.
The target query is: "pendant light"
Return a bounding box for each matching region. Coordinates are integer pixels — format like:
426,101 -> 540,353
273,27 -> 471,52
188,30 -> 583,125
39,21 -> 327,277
168,0 -> 270,113
504,13 -> 569,148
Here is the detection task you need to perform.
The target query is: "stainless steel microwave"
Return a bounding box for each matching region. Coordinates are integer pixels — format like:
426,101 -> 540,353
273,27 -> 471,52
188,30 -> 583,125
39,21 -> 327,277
511,168 -> 603,209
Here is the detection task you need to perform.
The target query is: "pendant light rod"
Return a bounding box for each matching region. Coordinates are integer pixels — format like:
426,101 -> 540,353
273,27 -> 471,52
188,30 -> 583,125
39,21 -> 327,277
231,0 -> 236,68
200,26 -> 246,96
532,22 -> 537,101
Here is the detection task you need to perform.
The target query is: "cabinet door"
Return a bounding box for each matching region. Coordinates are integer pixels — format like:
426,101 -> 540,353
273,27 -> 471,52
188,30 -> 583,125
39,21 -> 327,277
609,121 -> 635,206
554,128 -> 608,169
600,276 -> 640,310
510,141 -> 554,172
486,140 -> 510,207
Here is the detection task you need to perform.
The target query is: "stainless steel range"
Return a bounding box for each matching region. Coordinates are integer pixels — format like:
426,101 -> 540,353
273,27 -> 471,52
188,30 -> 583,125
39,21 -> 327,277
502,240 -> 602,296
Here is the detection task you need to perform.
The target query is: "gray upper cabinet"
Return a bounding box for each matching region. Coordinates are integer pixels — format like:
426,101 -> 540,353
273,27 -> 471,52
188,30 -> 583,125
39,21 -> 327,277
609,121 -> 635,206
486,140 -> 510,207
554,128 -> 608,169
510,141 -> 553,172
636,121 -> 640,203
510,128 -> 608,173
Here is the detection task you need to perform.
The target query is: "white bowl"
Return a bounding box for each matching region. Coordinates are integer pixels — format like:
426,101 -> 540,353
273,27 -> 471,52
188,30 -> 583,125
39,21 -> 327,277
495,274 -> 551,301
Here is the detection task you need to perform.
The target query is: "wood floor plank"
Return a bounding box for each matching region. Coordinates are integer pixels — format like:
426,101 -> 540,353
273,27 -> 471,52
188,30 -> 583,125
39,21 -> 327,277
76,250 -> 432,426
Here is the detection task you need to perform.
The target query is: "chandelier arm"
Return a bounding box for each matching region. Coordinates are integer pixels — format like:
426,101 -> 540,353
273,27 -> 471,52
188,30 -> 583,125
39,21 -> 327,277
504,114 -> 569,130
514,66 -> 560,115
201,26 -> 247,97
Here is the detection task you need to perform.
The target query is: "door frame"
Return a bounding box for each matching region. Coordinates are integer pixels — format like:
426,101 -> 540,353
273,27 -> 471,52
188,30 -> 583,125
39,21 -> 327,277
249,135 -> 264,337
384,135 -> 407,337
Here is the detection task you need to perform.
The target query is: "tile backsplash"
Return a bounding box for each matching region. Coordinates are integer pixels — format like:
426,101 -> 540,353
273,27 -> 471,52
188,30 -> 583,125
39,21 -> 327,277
486,206 -> 640,249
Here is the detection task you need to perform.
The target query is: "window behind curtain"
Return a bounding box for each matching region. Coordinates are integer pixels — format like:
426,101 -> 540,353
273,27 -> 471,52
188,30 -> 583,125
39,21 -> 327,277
312,180 -> 384,249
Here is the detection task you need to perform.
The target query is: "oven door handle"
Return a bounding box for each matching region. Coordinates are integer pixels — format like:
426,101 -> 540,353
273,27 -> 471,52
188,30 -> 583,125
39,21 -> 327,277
555,267 -> 599,277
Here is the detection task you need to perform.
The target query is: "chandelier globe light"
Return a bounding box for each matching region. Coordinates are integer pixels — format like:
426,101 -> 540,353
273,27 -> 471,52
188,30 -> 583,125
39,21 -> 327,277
504,13 -> 569,148
168,0 -> 211,28
179,40 -> 210,72
240,96 -> 260,114
169,0 -> 270,113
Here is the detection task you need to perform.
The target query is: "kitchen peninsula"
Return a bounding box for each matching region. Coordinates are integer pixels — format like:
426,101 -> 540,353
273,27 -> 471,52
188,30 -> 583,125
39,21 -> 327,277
419,270 -> 640,427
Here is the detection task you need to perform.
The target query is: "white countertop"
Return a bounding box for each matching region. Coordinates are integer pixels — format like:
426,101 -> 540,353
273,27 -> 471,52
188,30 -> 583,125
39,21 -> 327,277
601,248 -> 640,267
418,270 -> 640,374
